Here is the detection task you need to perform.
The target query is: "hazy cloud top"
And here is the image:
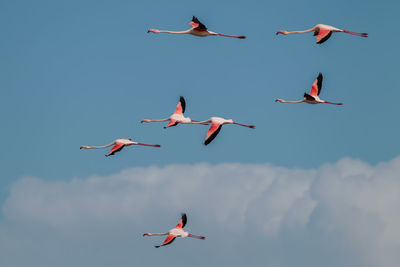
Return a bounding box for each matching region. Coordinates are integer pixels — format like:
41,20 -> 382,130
1,157 -> 400,267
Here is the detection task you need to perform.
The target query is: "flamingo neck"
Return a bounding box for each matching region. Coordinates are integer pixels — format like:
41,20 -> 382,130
190,119 -> 211,125
278,99 -> 305,103
81,143 -> 114,149
144,232 -> 168,236
286,27 -> 315,34
158,30 -> 191,34
141,118 -> 169,123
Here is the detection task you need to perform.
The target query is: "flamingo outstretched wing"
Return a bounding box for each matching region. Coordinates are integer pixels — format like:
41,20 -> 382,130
174,96 -> 186,115
155,234 -> 176,248
175,213 -> 187,229
204,121 -> 222,145
309,73 -> 323,96
190,16 -> 207,30
165,119 -> 178,128
316,28 -> 332,44
107,143 -> 125,157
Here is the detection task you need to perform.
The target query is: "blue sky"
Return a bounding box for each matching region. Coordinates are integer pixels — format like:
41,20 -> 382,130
1,0 -> 400,266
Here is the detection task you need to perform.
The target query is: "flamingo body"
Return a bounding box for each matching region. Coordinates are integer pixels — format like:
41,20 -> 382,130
143,213 -> 205,248
148,16 -> 246,39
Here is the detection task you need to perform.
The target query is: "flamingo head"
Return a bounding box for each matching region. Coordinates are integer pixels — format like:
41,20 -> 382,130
80,145 -> 89,149
143,233 -> 151,236
141,119 -> 150,123
275,98 -> 283,103
147,29 -> 160,34
276,30 -> 288,35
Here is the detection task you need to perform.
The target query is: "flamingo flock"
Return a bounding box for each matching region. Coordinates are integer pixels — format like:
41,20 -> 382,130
76,15 -> 368,248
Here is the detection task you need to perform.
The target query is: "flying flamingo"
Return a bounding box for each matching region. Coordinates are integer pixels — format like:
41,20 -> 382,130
190,117 -> 255,145
141,96 -> 204,128
148,16 -> 246,39
275,73 -> 343,105
80,138 -> 160,157
143,213 -> 205,248
276,24 -> 368,44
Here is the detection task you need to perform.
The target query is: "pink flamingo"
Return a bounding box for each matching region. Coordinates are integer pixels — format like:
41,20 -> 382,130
276,24 -> 368,44
275,73 -> 343,105
141,96 -> 203,128
148,16 -> 246,39
80,138 -> 160,157
143,213 -> 205,248
191,117 -> 255,145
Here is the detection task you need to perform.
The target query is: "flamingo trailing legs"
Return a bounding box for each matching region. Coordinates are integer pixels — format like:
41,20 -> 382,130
276,24 -> 367,44
143,213 -> 205,248
191,117 -> 255,145
80,138 -> 160,157
148,16 -> 246,39
275,73 -> 343,105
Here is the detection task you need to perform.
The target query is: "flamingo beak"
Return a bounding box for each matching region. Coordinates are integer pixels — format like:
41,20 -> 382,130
276,31 -> 284,35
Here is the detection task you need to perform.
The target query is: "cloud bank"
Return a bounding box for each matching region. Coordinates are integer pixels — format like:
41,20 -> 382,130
1,157 -> 400,267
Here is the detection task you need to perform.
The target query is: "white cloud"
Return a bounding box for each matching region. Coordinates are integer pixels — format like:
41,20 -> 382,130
1,157 -> 400,267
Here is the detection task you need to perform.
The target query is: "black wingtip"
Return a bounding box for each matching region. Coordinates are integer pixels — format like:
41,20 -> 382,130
154,245 -> 160,248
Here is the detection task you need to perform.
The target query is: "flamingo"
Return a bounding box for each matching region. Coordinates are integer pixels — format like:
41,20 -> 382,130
80,138 -> 160,157
276,24 -> 368,44
190,117 -> 255,145
148,16 -> 246,39
141,96 -> 204,128
143,213 -> 205,248
275,73 -> 343,105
